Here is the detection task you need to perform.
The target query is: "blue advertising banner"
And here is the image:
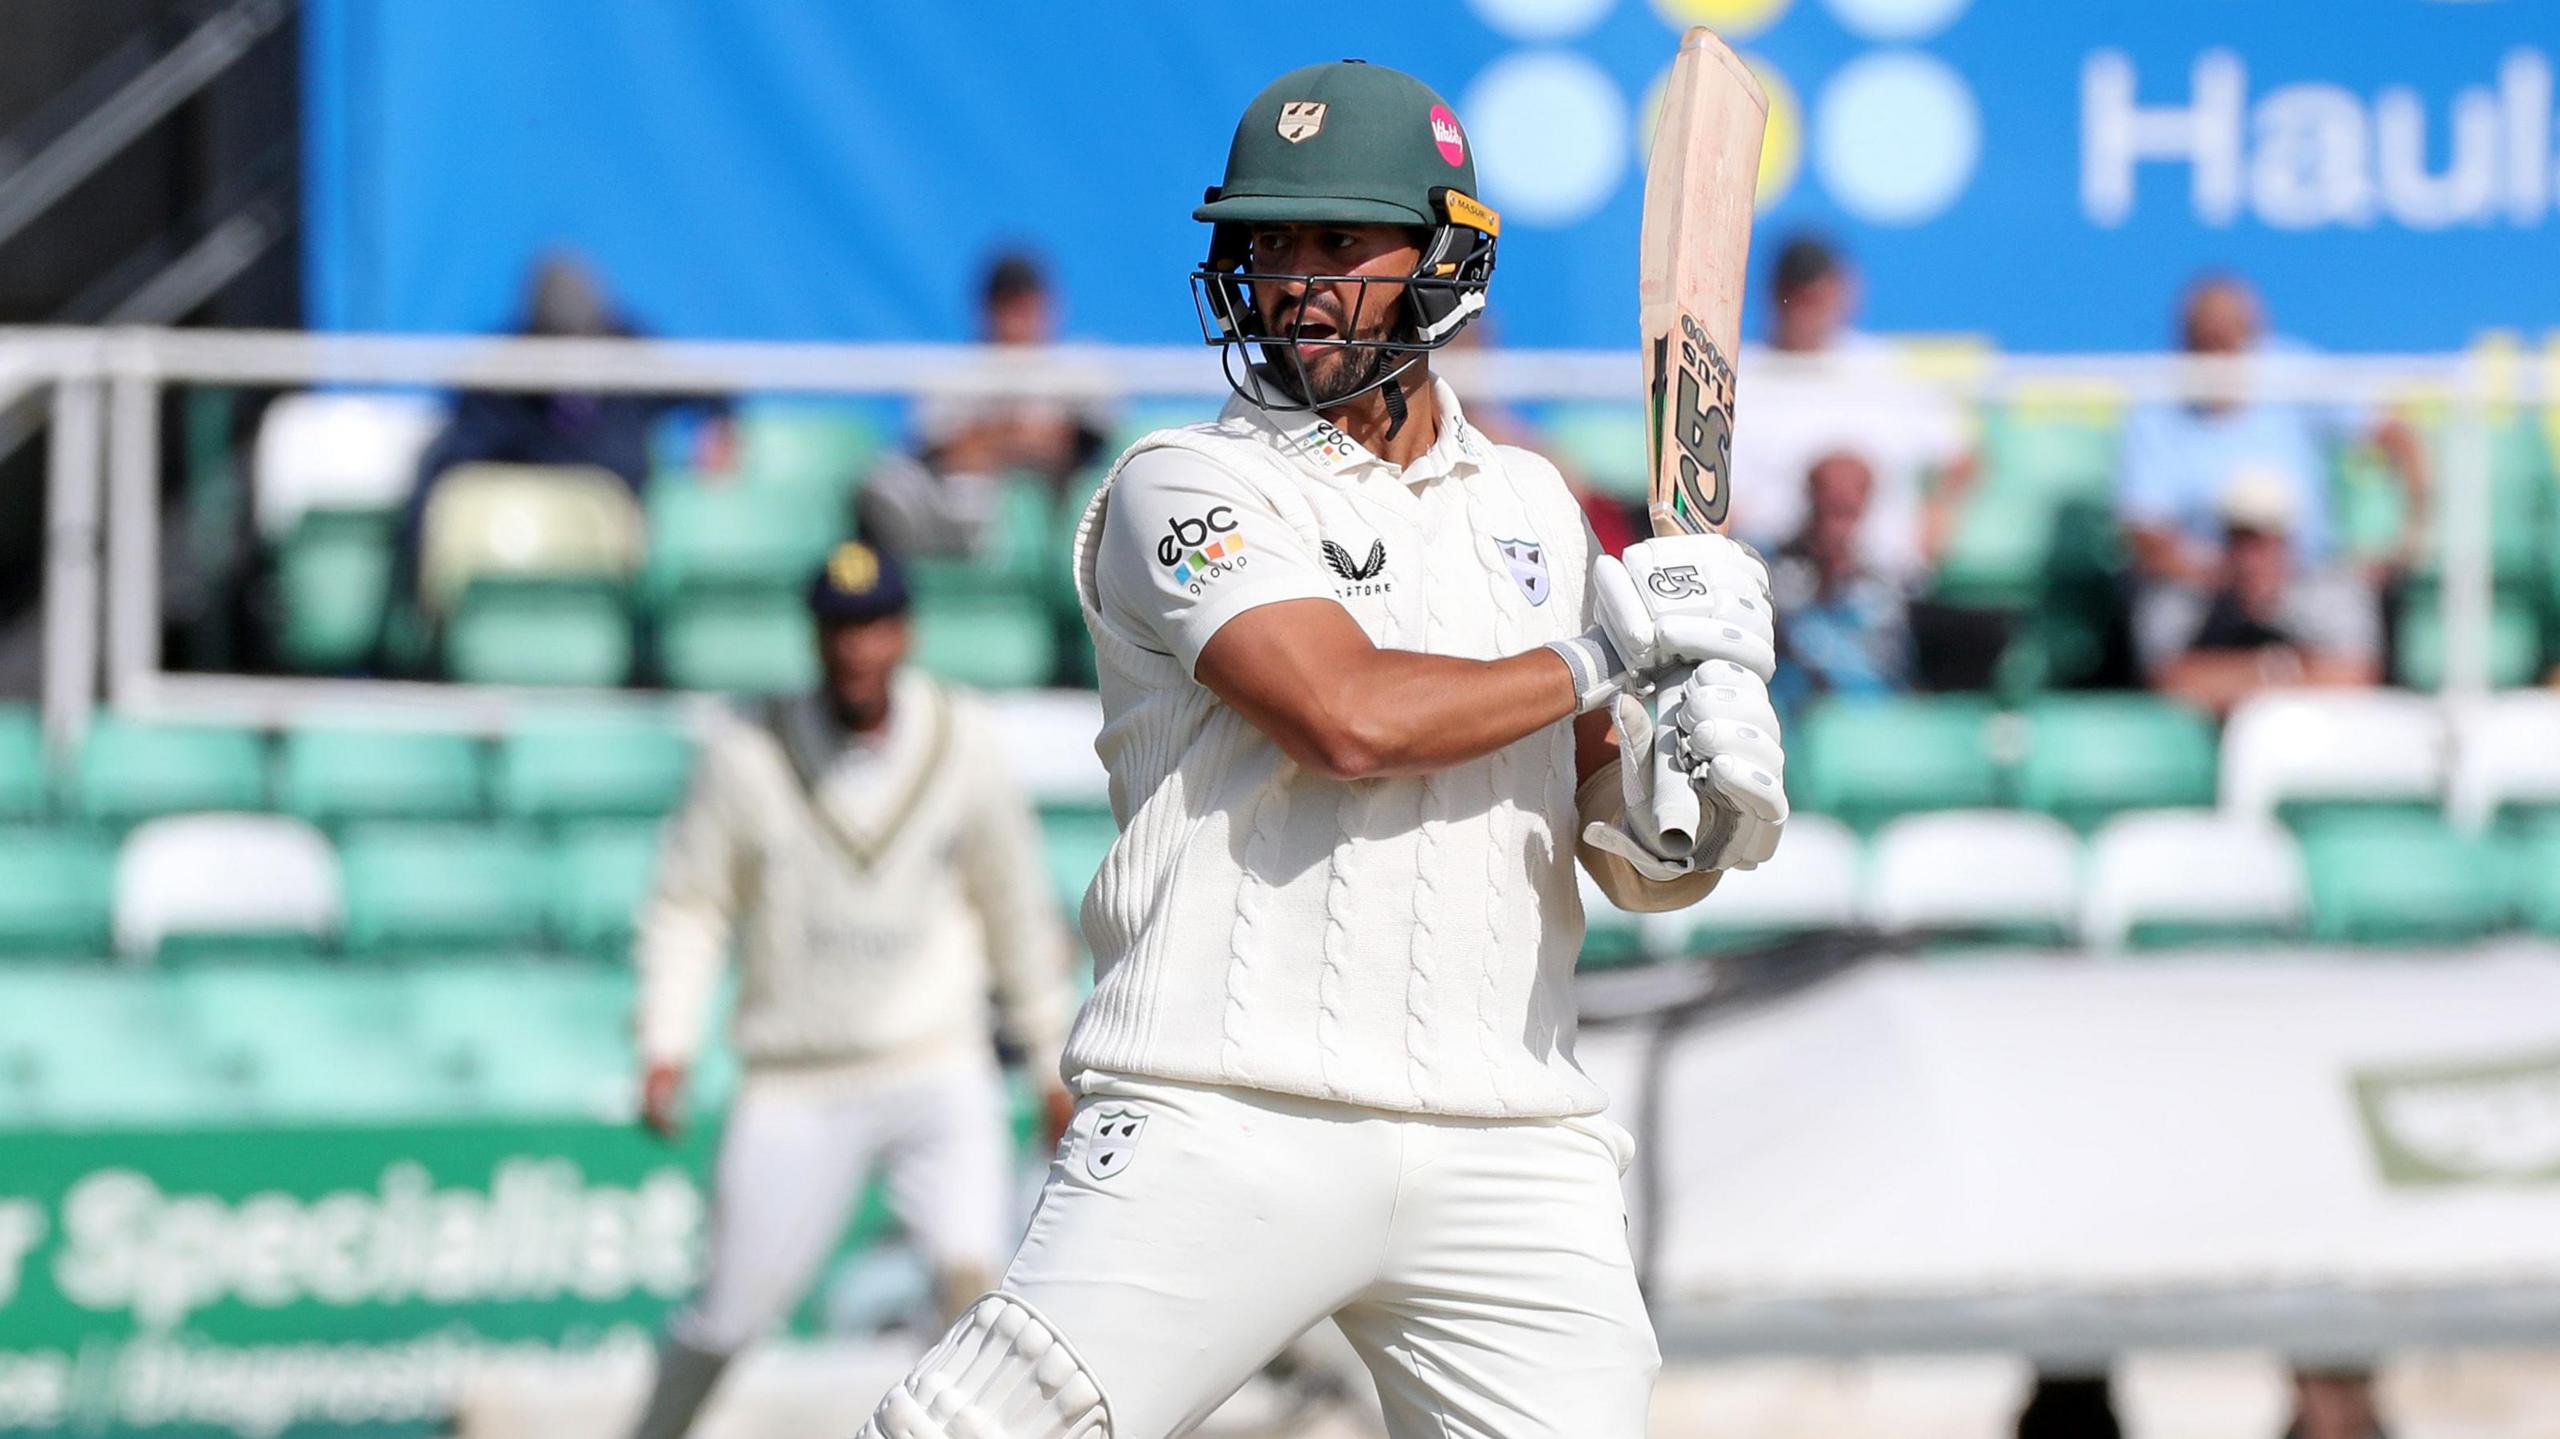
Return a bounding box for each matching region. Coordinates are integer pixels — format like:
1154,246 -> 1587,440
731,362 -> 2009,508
304,0 -> 2560,352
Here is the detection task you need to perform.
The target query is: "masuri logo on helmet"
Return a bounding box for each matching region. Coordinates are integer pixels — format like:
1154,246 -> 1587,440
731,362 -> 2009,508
1191,60 -> 1499,429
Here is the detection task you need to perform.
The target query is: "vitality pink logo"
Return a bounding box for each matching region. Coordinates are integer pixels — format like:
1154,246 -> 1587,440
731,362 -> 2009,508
1428,104 -> 1465,165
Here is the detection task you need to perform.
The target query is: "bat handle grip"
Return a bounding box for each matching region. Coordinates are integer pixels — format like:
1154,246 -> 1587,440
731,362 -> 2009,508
1648,664 -> 1701,853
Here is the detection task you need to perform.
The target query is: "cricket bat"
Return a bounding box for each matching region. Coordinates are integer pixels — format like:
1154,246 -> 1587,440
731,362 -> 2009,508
1638,26 -> 1768,850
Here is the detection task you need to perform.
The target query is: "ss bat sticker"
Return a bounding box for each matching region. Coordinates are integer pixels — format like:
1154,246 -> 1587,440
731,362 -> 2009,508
1652,310 -> 1735,530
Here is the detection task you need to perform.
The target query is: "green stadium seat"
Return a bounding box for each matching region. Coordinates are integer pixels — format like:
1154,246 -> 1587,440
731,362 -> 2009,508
0,705 -> 42,820
914,594 -> 1059,690
2393,588 -> 2546,690
1931,484 -> 2054,609
1051,462 -> 1108,584
0,968 -> 212,1123
2016,696 -> 2217,831
2510,820 -> 2560,939
2343,418 -> 2552,582
1540,404 -> 1649,502
2330,440 -> 2409,568
909,478 -> 1059,601
552,820 -> 665,958
277,725 -> 485,825
0,830 -> 114,955
168,965 -> 456,1118
1104,403 -> 1220,457
737,401 -> 891,499
737,396 -> 896,504
275,509 -> 397,672
1995,498 -> 2128,697
644,478 -> 841,602
1038,805 -> 1119,919
1980,411 -> 2117,503
1795,696 -> 2002,832
660,587 -> 819,694
495,711 -> 693,821
2300,814 -> 2510,944
444,577 -> 636,687
2413,417 -> 2553,584
401,961 -> 635,1114
339,823 -> 547,958
72,715 -> 266,823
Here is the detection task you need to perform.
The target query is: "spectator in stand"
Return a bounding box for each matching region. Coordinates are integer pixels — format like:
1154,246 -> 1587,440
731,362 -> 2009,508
2142,473 -> 2380,717
399,252 -> 710,596
2118,271 -> 2426,648
1769,450 -> 1913,720
408,252 -> 665,500
860,251 -> 1107,557
1727,233 -> 1978,590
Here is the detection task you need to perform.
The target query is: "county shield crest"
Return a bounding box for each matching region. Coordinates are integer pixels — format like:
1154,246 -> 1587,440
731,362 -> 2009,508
1085,1106 -> 1148,1181
1495,537 -> 1550,606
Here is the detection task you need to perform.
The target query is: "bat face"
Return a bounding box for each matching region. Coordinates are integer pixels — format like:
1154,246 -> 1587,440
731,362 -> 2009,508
1640,26 -> 1768,543
1651,310 -> 1738,534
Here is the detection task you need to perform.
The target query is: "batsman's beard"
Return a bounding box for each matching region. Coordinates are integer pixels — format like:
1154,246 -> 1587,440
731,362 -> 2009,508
1266,334 -> 1403,409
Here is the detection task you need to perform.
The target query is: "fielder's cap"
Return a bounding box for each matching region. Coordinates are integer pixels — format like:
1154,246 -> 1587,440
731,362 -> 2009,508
2218,468 -> 2297,534
1195,60 -> 1478,228
807,541 -> 910,624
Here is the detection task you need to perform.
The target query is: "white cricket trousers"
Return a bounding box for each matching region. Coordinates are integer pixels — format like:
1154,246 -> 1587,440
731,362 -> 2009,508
670,1055 -> 1010,1354
998,1072 -> 1660,1439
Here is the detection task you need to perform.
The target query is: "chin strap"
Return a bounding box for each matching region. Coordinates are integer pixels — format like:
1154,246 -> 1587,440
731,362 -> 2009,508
1381,374 -> 1409,440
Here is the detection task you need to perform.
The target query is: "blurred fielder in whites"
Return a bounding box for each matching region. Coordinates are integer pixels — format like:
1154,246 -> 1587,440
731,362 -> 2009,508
859,60 -> 1787,1439
625,540 -> 1074,1439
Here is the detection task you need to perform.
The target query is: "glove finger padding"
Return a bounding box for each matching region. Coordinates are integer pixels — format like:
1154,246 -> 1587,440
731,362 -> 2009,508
1649,611 -> 1778,683
1675,661 -> 1783,751
1687,718 -> 1785,784
1703,751 -> 1790,827
1667,661 -> 1790,870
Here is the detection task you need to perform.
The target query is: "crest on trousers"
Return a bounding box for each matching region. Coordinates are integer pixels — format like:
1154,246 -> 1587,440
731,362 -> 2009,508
1277,101 -> 1327,143
1085,1107 -> 1148,1181
1496,537 -> 1550,606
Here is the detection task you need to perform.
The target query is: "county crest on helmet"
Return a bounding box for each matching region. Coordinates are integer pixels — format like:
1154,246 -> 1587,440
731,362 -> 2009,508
1276,101 -> 1326,143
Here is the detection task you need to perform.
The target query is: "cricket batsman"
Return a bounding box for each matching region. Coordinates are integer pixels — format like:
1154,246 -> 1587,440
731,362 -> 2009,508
860,59 -> 1786,1439
625,541 -> 1076,1439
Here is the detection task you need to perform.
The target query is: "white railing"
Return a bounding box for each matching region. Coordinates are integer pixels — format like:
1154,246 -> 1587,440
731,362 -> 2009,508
3,326 -> 2543,748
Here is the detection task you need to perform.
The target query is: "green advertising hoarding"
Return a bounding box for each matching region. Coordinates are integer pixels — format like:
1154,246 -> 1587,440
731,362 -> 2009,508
0,1121 -> 718,1435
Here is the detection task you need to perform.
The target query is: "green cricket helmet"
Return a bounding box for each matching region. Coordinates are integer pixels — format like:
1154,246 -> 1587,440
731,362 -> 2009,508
1190,60 -> 1500,418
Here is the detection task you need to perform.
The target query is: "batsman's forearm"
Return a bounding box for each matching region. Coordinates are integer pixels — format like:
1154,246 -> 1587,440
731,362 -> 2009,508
1299,646 -> 1579,780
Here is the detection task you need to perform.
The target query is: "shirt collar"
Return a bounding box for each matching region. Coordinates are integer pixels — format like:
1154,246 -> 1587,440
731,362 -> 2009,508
781,670 -> 917,773
1224,372 -> 1492,485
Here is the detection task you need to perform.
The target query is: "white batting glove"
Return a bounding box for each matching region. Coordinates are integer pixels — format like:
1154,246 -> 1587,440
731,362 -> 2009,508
1669,660 -> 1788,871
1545,534 -> 1775,713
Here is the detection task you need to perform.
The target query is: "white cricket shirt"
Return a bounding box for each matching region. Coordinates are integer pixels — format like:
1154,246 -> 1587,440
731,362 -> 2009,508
635,672 -> 1073,1092
1064,378 -> 1608,1118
